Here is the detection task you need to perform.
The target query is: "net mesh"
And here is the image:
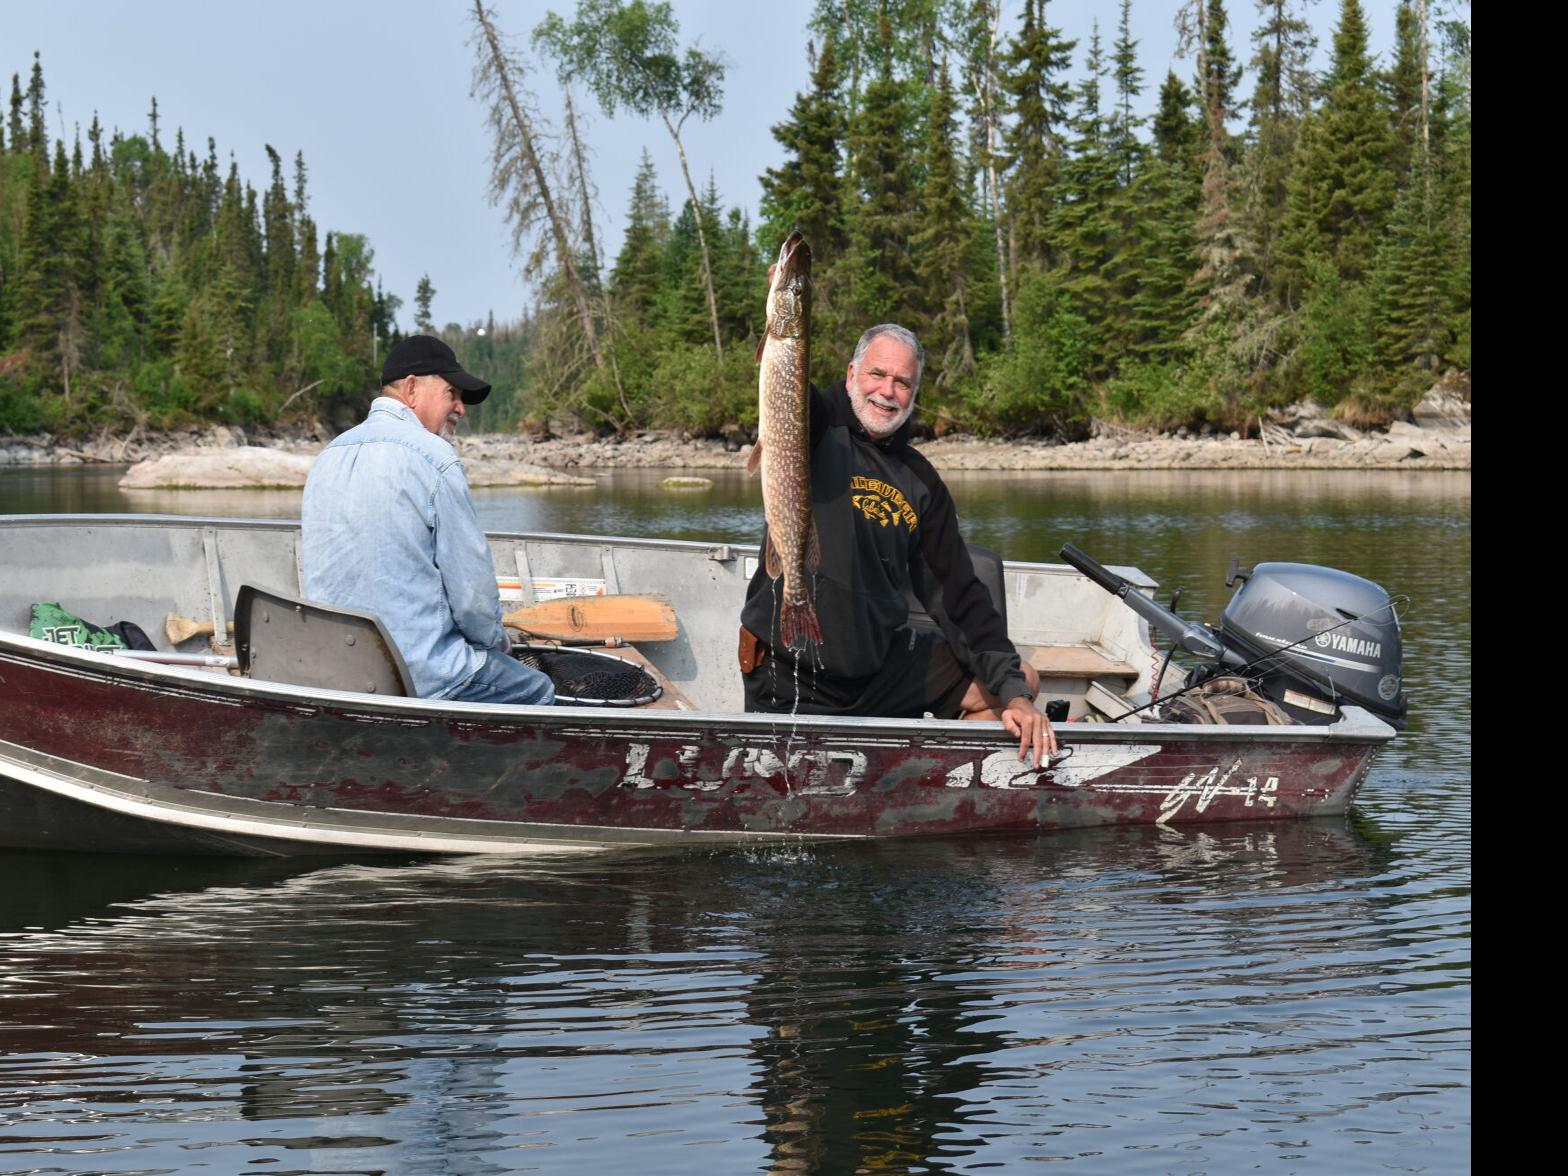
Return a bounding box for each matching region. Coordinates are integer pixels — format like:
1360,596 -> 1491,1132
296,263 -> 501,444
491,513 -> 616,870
515,647 -> 661,706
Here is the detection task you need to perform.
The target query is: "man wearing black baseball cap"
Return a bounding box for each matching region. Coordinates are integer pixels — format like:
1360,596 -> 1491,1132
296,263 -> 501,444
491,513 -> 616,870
384,334 -> 492,401
379,334 -> 492,436
301,335 -> 554,706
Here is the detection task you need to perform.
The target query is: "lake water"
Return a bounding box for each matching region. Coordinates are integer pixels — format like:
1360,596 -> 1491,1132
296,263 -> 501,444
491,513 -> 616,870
0,465 -> 1471,1173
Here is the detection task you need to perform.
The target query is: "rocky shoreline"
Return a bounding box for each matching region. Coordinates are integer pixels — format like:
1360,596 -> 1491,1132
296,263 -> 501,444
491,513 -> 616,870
0,387 -> 1469,482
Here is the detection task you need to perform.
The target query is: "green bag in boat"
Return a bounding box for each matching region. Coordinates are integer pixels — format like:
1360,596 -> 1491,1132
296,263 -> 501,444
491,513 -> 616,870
30,601 -> 131,649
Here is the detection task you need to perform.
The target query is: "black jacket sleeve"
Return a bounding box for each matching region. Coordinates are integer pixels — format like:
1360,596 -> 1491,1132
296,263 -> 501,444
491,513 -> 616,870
908,465 -> 1031,707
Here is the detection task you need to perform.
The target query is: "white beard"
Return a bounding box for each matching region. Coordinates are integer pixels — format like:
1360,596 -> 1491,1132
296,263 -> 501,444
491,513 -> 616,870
848,383 -> 916,439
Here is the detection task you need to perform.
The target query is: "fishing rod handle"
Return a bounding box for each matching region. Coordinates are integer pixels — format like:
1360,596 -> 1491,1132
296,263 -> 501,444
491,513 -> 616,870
1059,544 -> 1127,596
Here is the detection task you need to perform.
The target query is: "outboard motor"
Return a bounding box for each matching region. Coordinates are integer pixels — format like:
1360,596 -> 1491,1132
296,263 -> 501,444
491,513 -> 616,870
1059,545 -> 1405,729
1219,561 -> 1405,728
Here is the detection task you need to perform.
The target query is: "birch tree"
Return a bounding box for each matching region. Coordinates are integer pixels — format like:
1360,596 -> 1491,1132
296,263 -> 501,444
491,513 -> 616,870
536,0 -> 728,358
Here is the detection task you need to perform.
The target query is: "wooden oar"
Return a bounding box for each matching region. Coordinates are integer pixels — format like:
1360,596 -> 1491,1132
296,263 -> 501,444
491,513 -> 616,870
503,594 -> 677,642
165,614 -> 234,644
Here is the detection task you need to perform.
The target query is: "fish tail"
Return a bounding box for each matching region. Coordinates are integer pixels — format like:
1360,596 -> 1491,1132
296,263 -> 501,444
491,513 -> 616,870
781,598 -> 823,651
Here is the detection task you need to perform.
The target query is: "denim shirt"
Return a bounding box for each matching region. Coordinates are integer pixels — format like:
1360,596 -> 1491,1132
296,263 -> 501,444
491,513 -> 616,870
302,397 -> 508,699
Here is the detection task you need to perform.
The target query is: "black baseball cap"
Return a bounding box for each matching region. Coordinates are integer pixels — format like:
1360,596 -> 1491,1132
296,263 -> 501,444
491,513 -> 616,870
381,335 -> 491,404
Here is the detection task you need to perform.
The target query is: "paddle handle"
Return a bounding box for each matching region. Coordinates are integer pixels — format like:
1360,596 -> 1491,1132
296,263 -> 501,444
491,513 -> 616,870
164,614 -> 236,644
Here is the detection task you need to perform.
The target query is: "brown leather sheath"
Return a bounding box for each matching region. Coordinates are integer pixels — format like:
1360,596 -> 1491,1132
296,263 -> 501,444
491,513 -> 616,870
737,626 -> 766,674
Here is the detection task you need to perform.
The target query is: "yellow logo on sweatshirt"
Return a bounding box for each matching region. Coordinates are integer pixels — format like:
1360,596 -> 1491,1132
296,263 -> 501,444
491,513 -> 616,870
849,476 -> 918,531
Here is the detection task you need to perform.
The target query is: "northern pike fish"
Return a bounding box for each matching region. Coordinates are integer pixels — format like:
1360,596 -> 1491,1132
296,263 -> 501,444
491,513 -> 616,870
749,232 -> 822,650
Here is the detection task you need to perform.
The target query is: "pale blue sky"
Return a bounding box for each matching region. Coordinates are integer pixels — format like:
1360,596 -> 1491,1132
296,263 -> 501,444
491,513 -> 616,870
6,1 -> 1400,330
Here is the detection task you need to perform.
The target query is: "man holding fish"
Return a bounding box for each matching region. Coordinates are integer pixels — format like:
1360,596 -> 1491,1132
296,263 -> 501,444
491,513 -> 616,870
742,234 -> 1053,766
302,335 -> 555,706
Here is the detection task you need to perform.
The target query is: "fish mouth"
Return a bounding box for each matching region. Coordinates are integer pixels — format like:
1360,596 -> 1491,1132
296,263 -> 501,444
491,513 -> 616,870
775,231 -> 812,281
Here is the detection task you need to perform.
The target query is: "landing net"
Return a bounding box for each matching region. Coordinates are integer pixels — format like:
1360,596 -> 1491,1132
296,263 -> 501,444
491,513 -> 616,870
513,645 -> 663,707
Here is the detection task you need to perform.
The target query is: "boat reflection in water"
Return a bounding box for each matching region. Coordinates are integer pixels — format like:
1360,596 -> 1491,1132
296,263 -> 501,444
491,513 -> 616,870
0,819 -> 1424,1172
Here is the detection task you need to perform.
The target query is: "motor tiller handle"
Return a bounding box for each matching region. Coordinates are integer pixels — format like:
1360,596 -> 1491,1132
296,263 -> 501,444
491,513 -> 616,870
1059,544 -> 1127,596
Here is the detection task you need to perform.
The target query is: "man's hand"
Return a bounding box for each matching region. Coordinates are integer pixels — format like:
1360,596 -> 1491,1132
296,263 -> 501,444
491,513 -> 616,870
1001,695 -> 1057,768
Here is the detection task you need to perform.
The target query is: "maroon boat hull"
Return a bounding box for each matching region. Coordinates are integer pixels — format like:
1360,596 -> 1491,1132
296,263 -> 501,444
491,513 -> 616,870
0,640 -> 1387,857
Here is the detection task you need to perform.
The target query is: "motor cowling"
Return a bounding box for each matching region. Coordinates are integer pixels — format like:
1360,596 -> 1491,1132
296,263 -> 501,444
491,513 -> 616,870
1218,562 -> 1405,728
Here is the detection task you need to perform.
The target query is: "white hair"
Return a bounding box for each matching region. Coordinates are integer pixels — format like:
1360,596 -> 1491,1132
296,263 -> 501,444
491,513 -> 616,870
850,324 -> 925,393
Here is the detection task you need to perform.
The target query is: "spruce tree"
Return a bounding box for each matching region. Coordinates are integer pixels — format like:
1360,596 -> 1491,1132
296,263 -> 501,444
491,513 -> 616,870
25,53 -> 44,154
1368,144 -> 1447,387
6,75 -> 20,150
1199,0 -> 1241,148
1243,0 -> 1315,304
1121,156 -> 1199,366
655,180 -> 726,348
760,38 -> 847,260
1153,70 -> 1200,169
94,207 -> 151,370
911,61 -> 975,391
293,151 -> 320,305
956,0 -> 1013,341
711,200 -> 763,344
1383,1 -> 1424,181
17,140 -> 89,399
1278,0 -> 1394,288
1433,19 -> 1469,370
997,0 -> 1075,278
609,150 -> 669,324
414,275 -> 437,333
261,145 -> 296,355
1046,23 -> 1117,377
1107,0 -> 1145,187
842,17 -> 917,335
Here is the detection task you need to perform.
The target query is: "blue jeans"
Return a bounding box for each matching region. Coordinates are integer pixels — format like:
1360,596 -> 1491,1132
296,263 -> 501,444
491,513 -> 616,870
448,649 -> 555,706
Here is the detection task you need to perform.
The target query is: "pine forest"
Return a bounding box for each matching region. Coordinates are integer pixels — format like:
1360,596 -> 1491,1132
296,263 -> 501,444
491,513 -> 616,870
0,0 -> 1470,440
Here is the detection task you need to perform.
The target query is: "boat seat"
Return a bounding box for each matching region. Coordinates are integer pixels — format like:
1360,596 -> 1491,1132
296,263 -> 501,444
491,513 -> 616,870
234,584 -> 415,697
1016,642 -> 1141,680
906,543 -> 1007,633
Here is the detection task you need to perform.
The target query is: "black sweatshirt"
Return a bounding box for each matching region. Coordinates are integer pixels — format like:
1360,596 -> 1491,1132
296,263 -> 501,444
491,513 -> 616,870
740,380 -> 1030,706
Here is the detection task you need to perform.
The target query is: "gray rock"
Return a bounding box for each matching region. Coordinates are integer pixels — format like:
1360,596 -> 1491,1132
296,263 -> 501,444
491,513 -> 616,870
1295,420 -> 1340,439
120,446 -> 315,489
1412,384 -> 1470,428
1296,419 -> 1364,441
1385,419 -> 1428,441
202,425 -> 247,449
1275,399 -> 1328,426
